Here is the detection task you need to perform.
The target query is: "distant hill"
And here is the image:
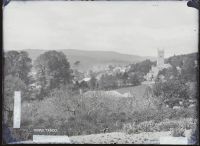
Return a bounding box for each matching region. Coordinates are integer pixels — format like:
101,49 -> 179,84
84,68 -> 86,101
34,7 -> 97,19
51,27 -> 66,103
165,52 -> 198,67
21,49 -> 156,72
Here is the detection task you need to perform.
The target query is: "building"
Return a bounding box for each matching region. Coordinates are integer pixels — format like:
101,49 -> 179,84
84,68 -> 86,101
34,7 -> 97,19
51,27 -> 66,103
157,49 -> 164,69
144,49 -> 171,82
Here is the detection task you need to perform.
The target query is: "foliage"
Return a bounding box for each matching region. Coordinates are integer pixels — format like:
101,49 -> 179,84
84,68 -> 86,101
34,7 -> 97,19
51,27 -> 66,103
166,53 -> 198,82
3,75 -> 27,126
20,84 -> 197,138
88,76 -> 97,90
123,118 -> 197,134
4,75 -> 26,110
128,73 -> 141,86
97,72 -> 142,90
3,50 -> 32,126
98,74 -> 117,89
34,51 -> 73,98
123,123 -> 139,134
10,128 -> 33,141
79,81 -> 89,90
157,65 -> 179,80
181,57 -> 198,82
129,59 -> 155,75
4,51 -> 32,85
171,127 -> 185,137
153,78 -> 190,108
136,120 -> 155,132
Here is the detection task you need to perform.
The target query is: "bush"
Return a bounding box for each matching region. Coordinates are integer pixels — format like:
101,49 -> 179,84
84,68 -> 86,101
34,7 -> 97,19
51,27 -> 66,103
122,123 -> 139,134
179,118 -> 197,130
153,78 -> 190,108
9,128 -> 33,141
123,118 -> 197,134
155,120 -> 179,131
171,127 -> 185,137
137,120 -> 155,132
154,118 -> 197,132
123,120 -> 156,134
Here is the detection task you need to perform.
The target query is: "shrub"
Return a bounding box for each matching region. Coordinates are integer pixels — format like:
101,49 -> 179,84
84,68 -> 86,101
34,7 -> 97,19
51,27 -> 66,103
123,120 -> 156,134
123,123 -> 139,134
155,120 -> 179,131
178,118 -> 197,130
171,127 -> 185,137
137,120 -> 155,132
10,128 -> 33,141
153,118 -> 197,132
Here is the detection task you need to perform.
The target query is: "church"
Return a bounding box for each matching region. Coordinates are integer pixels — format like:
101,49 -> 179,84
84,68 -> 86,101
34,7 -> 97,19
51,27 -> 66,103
144,49 -> 171,82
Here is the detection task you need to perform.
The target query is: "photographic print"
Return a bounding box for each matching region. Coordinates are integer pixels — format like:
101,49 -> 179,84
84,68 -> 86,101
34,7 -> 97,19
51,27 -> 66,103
2,0 -> 199,144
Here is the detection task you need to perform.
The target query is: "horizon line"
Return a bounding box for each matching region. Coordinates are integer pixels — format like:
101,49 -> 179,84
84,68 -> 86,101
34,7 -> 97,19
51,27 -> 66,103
3,48 -> 198,58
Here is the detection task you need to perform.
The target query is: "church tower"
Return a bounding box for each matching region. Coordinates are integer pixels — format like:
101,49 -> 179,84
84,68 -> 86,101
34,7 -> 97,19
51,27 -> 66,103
157,49 -> 164,69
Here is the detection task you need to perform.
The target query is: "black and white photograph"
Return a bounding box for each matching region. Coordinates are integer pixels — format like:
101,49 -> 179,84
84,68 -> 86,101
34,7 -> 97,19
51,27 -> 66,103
2,0 -> 199,144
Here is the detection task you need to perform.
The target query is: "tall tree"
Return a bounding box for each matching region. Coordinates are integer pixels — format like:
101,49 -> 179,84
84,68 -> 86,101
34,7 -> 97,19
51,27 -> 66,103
3,51 -> 32,125
89,76 -> 97,90
128,73 -> 141,86
181,57 -> 196,81
4,51 -> 32,85
34,51 -> 73,97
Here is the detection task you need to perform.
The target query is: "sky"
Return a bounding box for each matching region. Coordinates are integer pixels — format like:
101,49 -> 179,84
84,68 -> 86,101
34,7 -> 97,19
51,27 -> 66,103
3,1 -> 199,57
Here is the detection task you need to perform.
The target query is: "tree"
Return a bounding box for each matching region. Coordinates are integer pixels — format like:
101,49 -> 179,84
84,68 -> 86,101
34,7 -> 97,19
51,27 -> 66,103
157,65 -> 179,81
3,51 -> 32,125
4,51 -> 32,85
181,57 -> 196,81
98,74 -> 117,89
167,55 -> 183,67
129,60 -> 155,75
153,78 -> 190,108
34,51 -> 73,98
88,76 -> 97,90
128,73 -> 141,86
122,72 -> 129,84
79,81 -> 89,90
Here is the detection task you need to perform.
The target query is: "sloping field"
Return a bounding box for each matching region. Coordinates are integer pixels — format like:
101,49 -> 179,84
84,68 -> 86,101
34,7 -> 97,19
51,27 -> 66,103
83,84 -> 152,100
82,84 -> 155,112
115,84 -> 150,98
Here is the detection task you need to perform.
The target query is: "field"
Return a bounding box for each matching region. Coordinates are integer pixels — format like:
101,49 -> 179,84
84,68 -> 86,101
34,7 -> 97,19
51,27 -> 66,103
83,84 -> 151,100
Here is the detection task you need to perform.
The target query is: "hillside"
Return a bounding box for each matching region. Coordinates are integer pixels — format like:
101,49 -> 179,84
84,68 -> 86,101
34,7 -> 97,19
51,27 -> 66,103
21,49 -> 156,72
165,52 -> 198,66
